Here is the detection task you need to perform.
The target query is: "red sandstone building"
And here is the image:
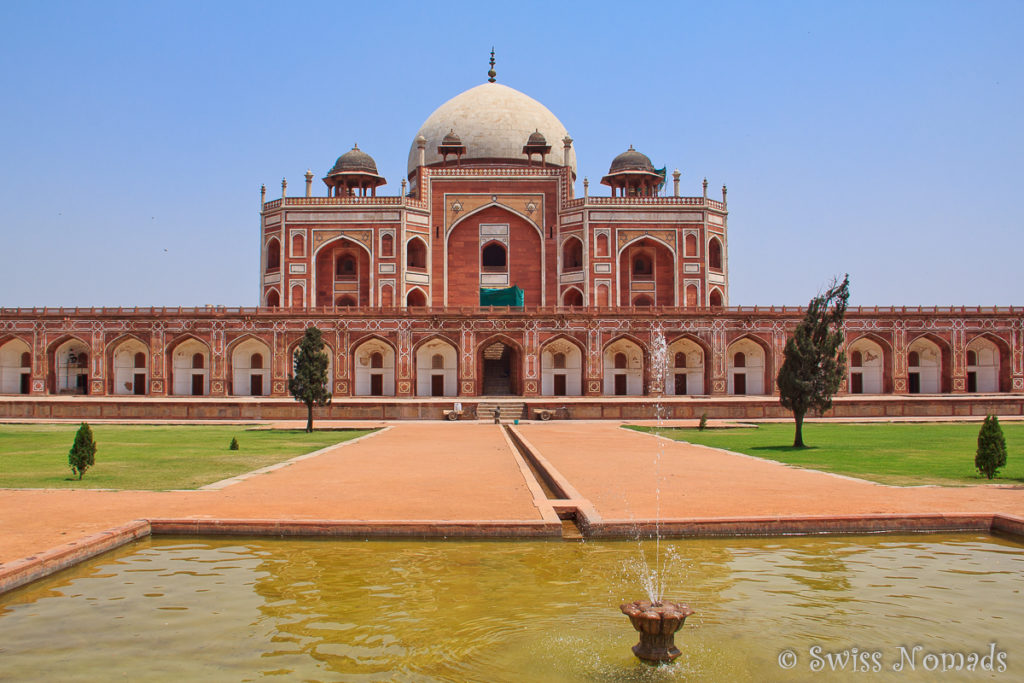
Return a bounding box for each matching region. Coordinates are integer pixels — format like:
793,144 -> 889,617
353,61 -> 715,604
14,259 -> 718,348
1,71 -> 1021,416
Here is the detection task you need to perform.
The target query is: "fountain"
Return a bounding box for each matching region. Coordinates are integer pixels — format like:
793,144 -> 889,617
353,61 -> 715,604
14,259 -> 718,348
620,599 -> 694,662
617,323 -> 696,664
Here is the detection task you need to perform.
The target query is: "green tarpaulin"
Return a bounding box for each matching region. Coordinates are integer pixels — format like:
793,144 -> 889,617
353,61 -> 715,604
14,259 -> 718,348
479,286 -> 524,307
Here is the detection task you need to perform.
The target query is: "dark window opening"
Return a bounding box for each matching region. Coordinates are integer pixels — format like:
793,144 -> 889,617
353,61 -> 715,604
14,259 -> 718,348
481,242 -> 507,271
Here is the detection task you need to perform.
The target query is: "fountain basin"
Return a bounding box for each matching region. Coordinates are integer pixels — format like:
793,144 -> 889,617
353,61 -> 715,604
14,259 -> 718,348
1,534 -> 1022,681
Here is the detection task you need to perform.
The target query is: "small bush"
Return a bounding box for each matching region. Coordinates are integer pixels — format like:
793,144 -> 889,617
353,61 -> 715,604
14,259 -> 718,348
698,413 -> 708,431
975,415 -> 1007,480
229,437 -> 239,451
68,422 -> 97,480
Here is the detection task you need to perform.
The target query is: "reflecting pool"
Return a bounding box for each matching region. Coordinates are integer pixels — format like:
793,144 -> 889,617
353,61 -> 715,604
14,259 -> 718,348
1,533 -> 1022,681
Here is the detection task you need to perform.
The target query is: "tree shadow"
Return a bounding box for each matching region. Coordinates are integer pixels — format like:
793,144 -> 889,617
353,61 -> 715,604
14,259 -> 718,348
748,445 -> 821,453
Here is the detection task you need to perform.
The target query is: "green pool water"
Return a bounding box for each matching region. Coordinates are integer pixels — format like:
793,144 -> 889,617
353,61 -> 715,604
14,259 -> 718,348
1,533 -> 1022,681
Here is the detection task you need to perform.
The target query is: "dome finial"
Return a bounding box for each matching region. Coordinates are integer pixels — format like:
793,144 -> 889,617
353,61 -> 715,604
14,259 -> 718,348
487,47 -> 496,83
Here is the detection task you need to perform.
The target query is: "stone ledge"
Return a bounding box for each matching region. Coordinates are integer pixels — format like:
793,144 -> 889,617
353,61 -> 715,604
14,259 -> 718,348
0,520 -> 150,595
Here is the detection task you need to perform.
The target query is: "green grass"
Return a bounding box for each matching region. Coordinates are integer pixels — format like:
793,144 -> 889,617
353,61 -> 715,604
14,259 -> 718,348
627,422 -> 1024,486
0,424 -> 375,490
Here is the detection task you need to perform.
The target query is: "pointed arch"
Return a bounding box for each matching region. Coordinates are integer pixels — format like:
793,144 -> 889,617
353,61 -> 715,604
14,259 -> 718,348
448,202 -> 543,240
966,332 -> 1011,392
227,335 -> 273,396
0,336 -> 33,394
603,334 -> 647,396
406,235 -> 428,270
540,334 -> 586,396
266,237 -> 281,271
666,333 -> 711,395
708,236 -> 723,270
561,286 -> 584,307
845,333 -> 893,394
708,287 -> 724,307
726,334 -> 771,395
406,287 -> 428,307
906,332 -> 951,393
264,287 -> 281,308
313,235 -> 372,308
477,333 -> 524,396
106,333 -> 150,396
47,334 -> 91,395
166,334 -> 211,396
352,334 -> 397,396
561,235 -> 584,271
414,334 -> 460,397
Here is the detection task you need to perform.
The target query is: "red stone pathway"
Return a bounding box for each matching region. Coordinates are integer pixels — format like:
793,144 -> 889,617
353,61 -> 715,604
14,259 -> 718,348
2,421 -> 1023,585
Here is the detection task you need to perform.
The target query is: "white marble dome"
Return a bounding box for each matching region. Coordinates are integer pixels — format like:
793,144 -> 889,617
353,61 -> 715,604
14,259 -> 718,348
407,82 -> 576,176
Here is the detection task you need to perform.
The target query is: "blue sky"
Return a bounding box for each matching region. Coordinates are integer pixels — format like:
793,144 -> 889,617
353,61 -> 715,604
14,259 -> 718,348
1,1 -> 1021,307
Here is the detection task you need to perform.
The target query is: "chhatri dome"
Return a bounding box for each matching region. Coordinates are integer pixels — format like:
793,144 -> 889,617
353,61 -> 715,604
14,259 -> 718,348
406,58 -> 576,177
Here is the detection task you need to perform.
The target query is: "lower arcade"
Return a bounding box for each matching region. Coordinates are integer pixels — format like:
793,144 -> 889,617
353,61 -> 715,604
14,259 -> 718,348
1,305 -> 1020,408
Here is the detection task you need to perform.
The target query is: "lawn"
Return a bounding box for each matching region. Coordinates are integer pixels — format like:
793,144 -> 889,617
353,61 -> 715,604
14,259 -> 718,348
0,424 -> 375,490
627,421 -> 1024,486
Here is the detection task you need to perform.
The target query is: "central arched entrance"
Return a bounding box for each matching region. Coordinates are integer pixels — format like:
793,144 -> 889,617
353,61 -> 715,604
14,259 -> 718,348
480,340 -> 519,396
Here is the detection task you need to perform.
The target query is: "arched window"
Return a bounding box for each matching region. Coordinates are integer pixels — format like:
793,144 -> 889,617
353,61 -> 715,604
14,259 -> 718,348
597,284 -> 609,307
192,353 -> 205,369
133,352 -> 146,368
708,237 -> 723,270
553,352 -> 566,369
908,351 -> 919,367
633,295 -> 653,306
851,350 -> 863,367
685,285 -> 698,307
431,353 -> 444,370
481,242 -> 507,270
21,351 -> 31,368
381,285 -> 393,307
614,352 -> 627,369
562,237 -> 583,270
709,289 -> 723,307
291,233 -> 304,257
407,238 -> 427,269
674,352 -> 687,368
685,233 -> 698,257
381,233 -> 394,257
251,353 -> 264,369
595,233 -> 609,257
407,289 -> 427,307
290,285 -> 303,308
336,295 -> 357,306
562,289 -> 583,307
370,352 -> 383,369
267,239 -> 281,271
733,352 -> 746,368
967,350 -> 978,365
266,290 -> 280,308
633,255 -> 651,276
336,255 -> 356,279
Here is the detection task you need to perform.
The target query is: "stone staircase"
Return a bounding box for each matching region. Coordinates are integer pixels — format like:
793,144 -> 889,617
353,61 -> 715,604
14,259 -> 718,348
476,400 -> 527,421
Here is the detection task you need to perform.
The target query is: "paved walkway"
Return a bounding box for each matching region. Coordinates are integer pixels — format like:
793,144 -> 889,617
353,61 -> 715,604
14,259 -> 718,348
2,421 -> 1023,574
517,422 -> 1024,520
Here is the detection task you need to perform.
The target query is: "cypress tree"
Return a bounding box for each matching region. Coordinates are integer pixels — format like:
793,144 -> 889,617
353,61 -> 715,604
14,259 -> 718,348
777,275 -> 850,448
68,422 -> 97,480
289,326 -> 332,432
975,414 -> 1007,480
